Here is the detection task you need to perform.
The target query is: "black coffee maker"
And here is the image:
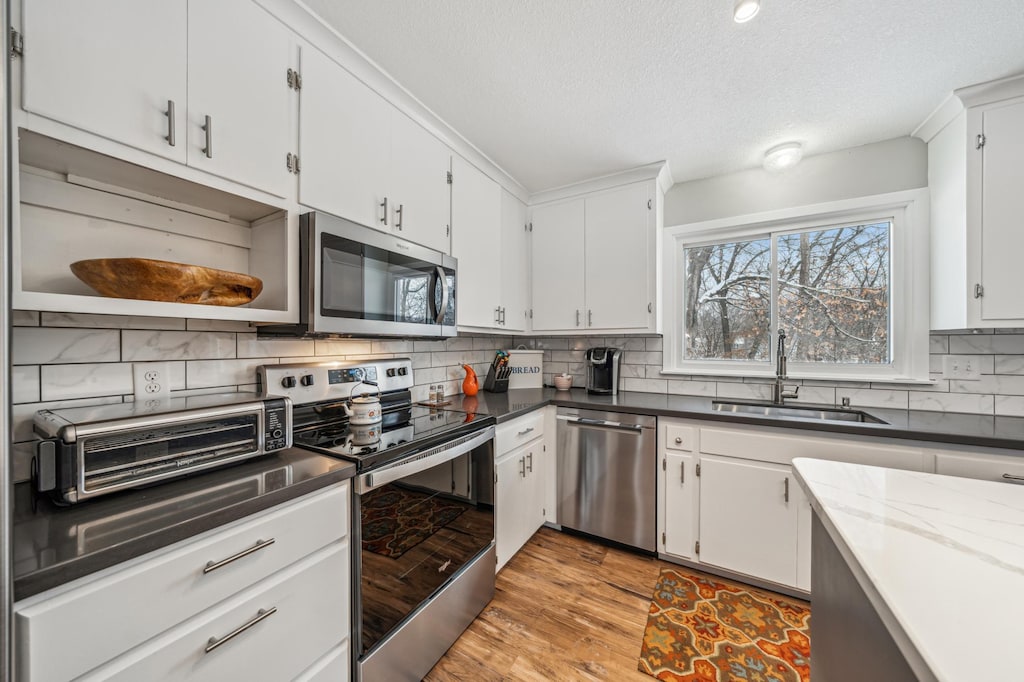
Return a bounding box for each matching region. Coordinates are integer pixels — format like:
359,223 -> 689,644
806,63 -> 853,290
585,347 -> 622,395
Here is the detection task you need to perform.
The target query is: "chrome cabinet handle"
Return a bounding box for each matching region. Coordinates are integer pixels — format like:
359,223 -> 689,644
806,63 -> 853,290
519,457 -> 525,478
575,310 -> 580,326
380,197 -> 389,226
784,477 -> 790,503
395,203 -> 404,230
588,310 -> 593,326
203,538 -> 276,574
680,462 -> 685,484
517,427 -> 535,437
205,607 -> 277,653
527,452 -> 533,473
201,115 -> 213,158
674,437 -> 682,444
499,307 -> 506,325
164,100 -> 176,147
1003,473 -> 1024,484
495,307 -> 500,324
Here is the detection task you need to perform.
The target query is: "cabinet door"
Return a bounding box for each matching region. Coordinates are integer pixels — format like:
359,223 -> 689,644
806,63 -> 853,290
298,46 -> 390,229
187,0 -> 293,197
531,199 -> 586,331
22,0 -> 187,162
524,443 -> 546,539
500,190 -> 529,331
390,111 -> 451,253
451,156 -> 502,328
495,449 -> 526,572
697,455 -> 798,587
584,183 -> 652,330
980,99 -> 1024,320
663,451 -> 698,560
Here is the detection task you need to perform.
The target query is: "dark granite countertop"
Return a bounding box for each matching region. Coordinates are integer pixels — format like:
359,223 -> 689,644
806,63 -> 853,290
12,448 -> 355,601
456,387 -> 1024,453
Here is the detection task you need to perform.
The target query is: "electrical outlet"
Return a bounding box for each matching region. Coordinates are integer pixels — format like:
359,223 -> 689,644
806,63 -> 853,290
942,355 -> 981,381
133,362 -> 172,399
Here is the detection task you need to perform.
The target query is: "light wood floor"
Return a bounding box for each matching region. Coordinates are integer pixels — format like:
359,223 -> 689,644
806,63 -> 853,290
425,527 -> 668,681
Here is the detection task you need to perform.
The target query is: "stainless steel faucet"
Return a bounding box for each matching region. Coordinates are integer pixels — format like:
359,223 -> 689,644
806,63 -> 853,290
773,330 -> 800,405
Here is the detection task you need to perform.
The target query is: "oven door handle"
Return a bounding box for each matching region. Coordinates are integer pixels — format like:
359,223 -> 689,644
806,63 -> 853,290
355,425 -> 494,494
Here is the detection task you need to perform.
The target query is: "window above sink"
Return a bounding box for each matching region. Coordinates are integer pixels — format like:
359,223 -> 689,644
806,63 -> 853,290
662,189 -> 931,383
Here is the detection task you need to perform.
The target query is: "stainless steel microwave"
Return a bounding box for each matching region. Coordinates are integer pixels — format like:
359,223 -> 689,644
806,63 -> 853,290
261,211 -> 457,338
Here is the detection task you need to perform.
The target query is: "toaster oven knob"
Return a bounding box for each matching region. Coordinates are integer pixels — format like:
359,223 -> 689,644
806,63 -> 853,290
301,374 -> 315,387
397,367 -> 408,376
271,429 -> 283,439
281,376 -> 297,389
386,368 -> 396,377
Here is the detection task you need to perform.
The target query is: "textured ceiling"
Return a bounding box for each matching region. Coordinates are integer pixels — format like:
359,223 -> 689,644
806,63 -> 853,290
303,0 -> 1024,192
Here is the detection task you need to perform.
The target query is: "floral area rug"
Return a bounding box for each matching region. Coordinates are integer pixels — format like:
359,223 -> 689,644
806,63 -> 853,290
361,484 -> 467,559
638,568 -> 811,682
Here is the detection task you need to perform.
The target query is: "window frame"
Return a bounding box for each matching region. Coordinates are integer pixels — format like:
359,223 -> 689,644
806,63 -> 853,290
662,189 -> 930,383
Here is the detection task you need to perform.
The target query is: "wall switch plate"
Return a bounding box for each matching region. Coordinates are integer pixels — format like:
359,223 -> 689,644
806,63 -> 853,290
942,355 -> 981,381
133,361 -> 172,399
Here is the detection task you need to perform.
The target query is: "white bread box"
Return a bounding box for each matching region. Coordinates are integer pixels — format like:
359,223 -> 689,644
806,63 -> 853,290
505,350 -> 543,389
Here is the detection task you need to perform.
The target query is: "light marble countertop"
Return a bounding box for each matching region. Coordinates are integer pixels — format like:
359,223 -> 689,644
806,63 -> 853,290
793,458 -> 1024,682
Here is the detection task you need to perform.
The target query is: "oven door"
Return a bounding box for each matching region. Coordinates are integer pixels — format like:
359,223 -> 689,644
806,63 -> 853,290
353,426 -> 494,658
305,211 -> 457,337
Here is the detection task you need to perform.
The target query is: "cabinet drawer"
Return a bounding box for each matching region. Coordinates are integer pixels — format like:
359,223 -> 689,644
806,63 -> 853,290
84,541 -> 350,681
496,410 -> 545,454
934,451 -> 1024,484
699,426 -> 926,470
663,423 -> 695,451
15,483 -> 349,682
296,641 -> 350,682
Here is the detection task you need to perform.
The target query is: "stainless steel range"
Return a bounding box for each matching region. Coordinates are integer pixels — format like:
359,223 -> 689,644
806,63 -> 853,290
258,359 -> 495,682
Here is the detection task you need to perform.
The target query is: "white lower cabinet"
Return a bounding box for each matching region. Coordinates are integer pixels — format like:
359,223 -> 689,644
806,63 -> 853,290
14,482 -> 351,682
296,640 -> 350,682
495,412 -> 548,571
663,451 -> 698,560
698,455 -> 799,587
933,449 -> 1024,484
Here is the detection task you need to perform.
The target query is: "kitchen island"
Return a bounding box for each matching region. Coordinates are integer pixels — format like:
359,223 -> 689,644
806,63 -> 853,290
793,457 -> 1024,682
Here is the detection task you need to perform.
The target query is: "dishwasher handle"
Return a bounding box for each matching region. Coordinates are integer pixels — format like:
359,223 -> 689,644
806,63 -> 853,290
557,415 -> 644,433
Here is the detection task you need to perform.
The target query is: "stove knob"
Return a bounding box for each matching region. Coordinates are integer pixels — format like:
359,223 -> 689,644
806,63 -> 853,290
300,374 -> 315,387
281,376 -> 297,389
397,367 -> 408,376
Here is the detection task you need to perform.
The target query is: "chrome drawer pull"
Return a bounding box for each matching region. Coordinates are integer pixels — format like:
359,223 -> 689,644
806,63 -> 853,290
1002,473 -> 1024,484
205,607 -> 277,653
517,427 -> 535,436
203,538 -> 276,574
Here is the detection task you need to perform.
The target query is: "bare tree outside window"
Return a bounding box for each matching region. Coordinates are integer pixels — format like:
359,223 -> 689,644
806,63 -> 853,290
778,222 -> 890,363
682,220 -> 892,365
684,238 -> 771,360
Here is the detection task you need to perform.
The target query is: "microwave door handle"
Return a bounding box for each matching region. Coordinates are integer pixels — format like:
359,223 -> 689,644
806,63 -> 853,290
434,266 -> 450,325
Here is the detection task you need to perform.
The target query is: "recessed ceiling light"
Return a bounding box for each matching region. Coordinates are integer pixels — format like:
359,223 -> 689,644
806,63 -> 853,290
763,142 -> 803,172
733,0 -> 761,23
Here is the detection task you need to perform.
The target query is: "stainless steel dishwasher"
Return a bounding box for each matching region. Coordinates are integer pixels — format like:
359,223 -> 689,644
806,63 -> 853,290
556,408 -> 657,552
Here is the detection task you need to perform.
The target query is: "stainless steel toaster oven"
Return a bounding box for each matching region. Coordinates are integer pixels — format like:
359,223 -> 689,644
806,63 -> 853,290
32,393 -> 292,504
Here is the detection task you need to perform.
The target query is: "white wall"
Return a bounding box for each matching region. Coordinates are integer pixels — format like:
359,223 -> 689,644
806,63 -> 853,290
664,136 -> 927,226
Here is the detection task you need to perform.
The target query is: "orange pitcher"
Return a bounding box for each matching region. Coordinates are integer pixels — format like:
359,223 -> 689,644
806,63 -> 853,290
461,364 -> 479,396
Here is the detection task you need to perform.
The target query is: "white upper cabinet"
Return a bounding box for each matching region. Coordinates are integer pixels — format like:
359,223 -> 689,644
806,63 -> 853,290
389,111 -> 452,253
20,0 -> 295,198
531,180 -> 658,332
531,198 -> 586,331
584,182 -> 653,330
924,74 -> 1024,328
298,46 -> 390,229
21,0 -> 188,163
978,99 -> 1024,320
451,155 -> 502,328
500,190 -> 529,331
186,0 -> 294,197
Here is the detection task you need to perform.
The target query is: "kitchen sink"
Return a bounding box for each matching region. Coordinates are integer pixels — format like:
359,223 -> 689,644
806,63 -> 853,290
711,400 -> 888,424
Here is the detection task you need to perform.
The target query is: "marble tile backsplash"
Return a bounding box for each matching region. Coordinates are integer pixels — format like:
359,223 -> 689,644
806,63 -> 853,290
9,311 -> 512,483
11,310 -> 1024,483
527,330 -> 1024,418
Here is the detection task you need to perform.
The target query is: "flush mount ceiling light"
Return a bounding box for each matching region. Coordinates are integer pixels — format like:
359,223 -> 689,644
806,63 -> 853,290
763,142 -> 803,172
733,0 -> 761,23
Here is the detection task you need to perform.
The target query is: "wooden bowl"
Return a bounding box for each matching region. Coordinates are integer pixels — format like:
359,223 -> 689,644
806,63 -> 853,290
70,258 -> 263,307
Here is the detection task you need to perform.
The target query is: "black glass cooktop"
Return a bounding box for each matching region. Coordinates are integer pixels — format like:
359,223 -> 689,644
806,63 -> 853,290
292,405 -> 492,470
